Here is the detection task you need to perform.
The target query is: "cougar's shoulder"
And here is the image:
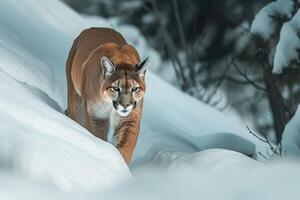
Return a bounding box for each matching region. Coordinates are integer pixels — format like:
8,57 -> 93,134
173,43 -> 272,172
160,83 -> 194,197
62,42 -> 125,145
69,28 -> 128,96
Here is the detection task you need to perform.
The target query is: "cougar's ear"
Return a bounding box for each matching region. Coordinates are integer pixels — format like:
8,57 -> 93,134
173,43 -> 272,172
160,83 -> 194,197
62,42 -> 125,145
101,56 -> 115,76
135,57 -> 149,77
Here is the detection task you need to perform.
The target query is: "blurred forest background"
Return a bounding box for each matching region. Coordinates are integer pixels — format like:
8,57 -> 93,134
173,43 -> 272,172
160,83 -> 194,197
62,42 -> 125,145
62,0 -> 300,150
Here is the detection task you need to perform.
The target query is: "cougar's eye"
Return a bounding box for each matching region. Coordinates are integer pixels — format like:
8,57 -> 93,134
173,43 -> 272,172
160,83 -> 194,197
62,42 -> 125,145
131,87 -> 140,92
111,86 -> 120,92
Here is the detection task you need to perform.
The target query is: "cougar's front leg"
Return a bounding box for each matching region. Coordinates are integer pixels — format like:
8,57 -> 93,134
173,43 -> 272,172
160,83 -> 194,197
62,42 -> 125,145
84,100 -> 109,140
88,116 -> 109,141
113,111 -> 141,163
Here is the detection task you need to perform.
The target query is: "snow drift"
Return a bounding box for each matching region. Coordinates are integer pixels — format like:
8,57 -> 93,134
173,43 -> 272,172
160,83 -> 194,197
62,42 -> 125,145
3,149 -> 300,200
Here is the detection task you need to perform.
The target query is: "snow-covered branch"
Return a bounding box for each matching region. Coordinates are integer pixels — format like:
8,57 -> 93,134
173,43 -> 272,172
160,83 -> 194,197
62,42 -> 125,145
250,0 -> 294,40
274,9 -> 300,73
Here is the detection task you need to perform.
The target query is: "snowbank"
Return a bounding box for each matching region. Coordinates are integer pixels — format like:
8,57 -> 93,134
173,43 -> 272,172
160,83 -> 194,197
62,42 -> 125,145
0,0 -> 130,192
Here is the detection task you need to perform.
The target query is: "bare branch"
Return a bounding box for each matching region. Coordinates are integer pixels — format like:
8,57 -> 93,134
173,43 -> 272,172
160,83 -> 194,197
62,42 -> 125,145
258,152 -> 268,159
172,0 -> 195,86
224,75 -> 263,85
246,126 -> 281,156
247,126 -> 269,143
230,58 -> 267,91
149,0 -> 188,89
204,63 -> 231,104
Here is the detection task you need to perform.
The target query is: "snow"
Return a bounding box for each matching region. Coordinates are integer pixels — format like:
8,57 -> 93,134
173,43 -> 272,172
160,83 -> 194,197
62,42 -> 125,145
0,57 -> 131,191
282,105 -> 300,156
101,156 -> 300,200
250,0 -> 294,40
134,148 -> 260,171
273,9 -> 300,74
3,149 -> 300,200
1,0 -> 299,198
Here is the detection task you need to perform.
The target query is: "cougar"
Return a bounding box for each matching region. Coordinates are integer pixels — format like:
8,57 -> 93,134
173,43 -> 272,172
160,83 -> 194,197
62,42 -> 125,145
66,27 -> 148,163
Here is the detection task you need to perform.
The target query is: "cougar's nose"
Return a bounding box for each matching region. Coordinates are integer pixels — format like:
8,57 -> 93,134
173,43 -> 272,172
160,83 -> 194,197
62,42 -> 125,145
122,103 -> 130,109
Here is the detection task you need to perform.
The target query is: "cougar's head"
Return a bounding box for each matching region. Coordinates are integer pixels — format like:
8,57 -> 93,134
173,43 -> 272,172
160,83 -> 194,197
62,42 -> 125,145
100,56 -> 148,117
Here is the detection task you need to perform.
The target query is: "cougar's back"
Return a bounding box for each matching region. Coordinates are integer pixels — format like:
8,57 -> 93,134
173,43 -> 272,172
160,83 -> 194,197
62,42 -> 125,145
67,27 -> 140,96
73,28 -> 127,69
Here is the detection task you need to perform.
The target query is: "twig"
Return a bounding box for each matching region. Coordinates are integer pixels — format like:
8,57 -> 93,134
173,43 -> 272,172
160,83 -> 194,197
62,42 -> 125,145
204,63 -> 231,104
230,58 -> 267,91
224,75 -> 263,85
258,152 -> 268,159
246,126 -> 281,156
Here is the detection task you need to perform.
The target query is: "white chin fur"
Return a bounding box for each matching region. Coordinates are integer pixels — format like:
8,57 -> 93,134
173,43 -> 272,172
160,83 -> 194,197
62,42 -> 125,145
117,111 -> 130,117
116,105 -> 133,117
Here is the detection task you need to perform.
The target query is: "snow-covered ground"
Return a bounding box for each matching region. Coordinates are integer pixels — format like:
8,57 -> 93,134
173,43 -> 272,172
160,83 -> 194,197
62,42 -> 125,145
3,149 -> 300,200
0,0 -> 300,199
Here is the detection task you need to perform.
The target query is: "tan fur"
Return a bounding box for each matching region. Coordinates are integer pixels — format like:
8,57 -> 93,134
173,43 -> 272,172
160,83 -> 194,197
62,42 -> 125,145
66,28 -> 146,163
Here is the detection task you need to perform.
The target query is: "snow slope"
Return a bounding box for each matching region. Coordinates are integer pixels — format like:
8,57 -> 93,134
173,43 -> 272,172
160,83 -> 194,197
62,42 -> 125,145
0,0 -> 130,192
0,0 -> 278,197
